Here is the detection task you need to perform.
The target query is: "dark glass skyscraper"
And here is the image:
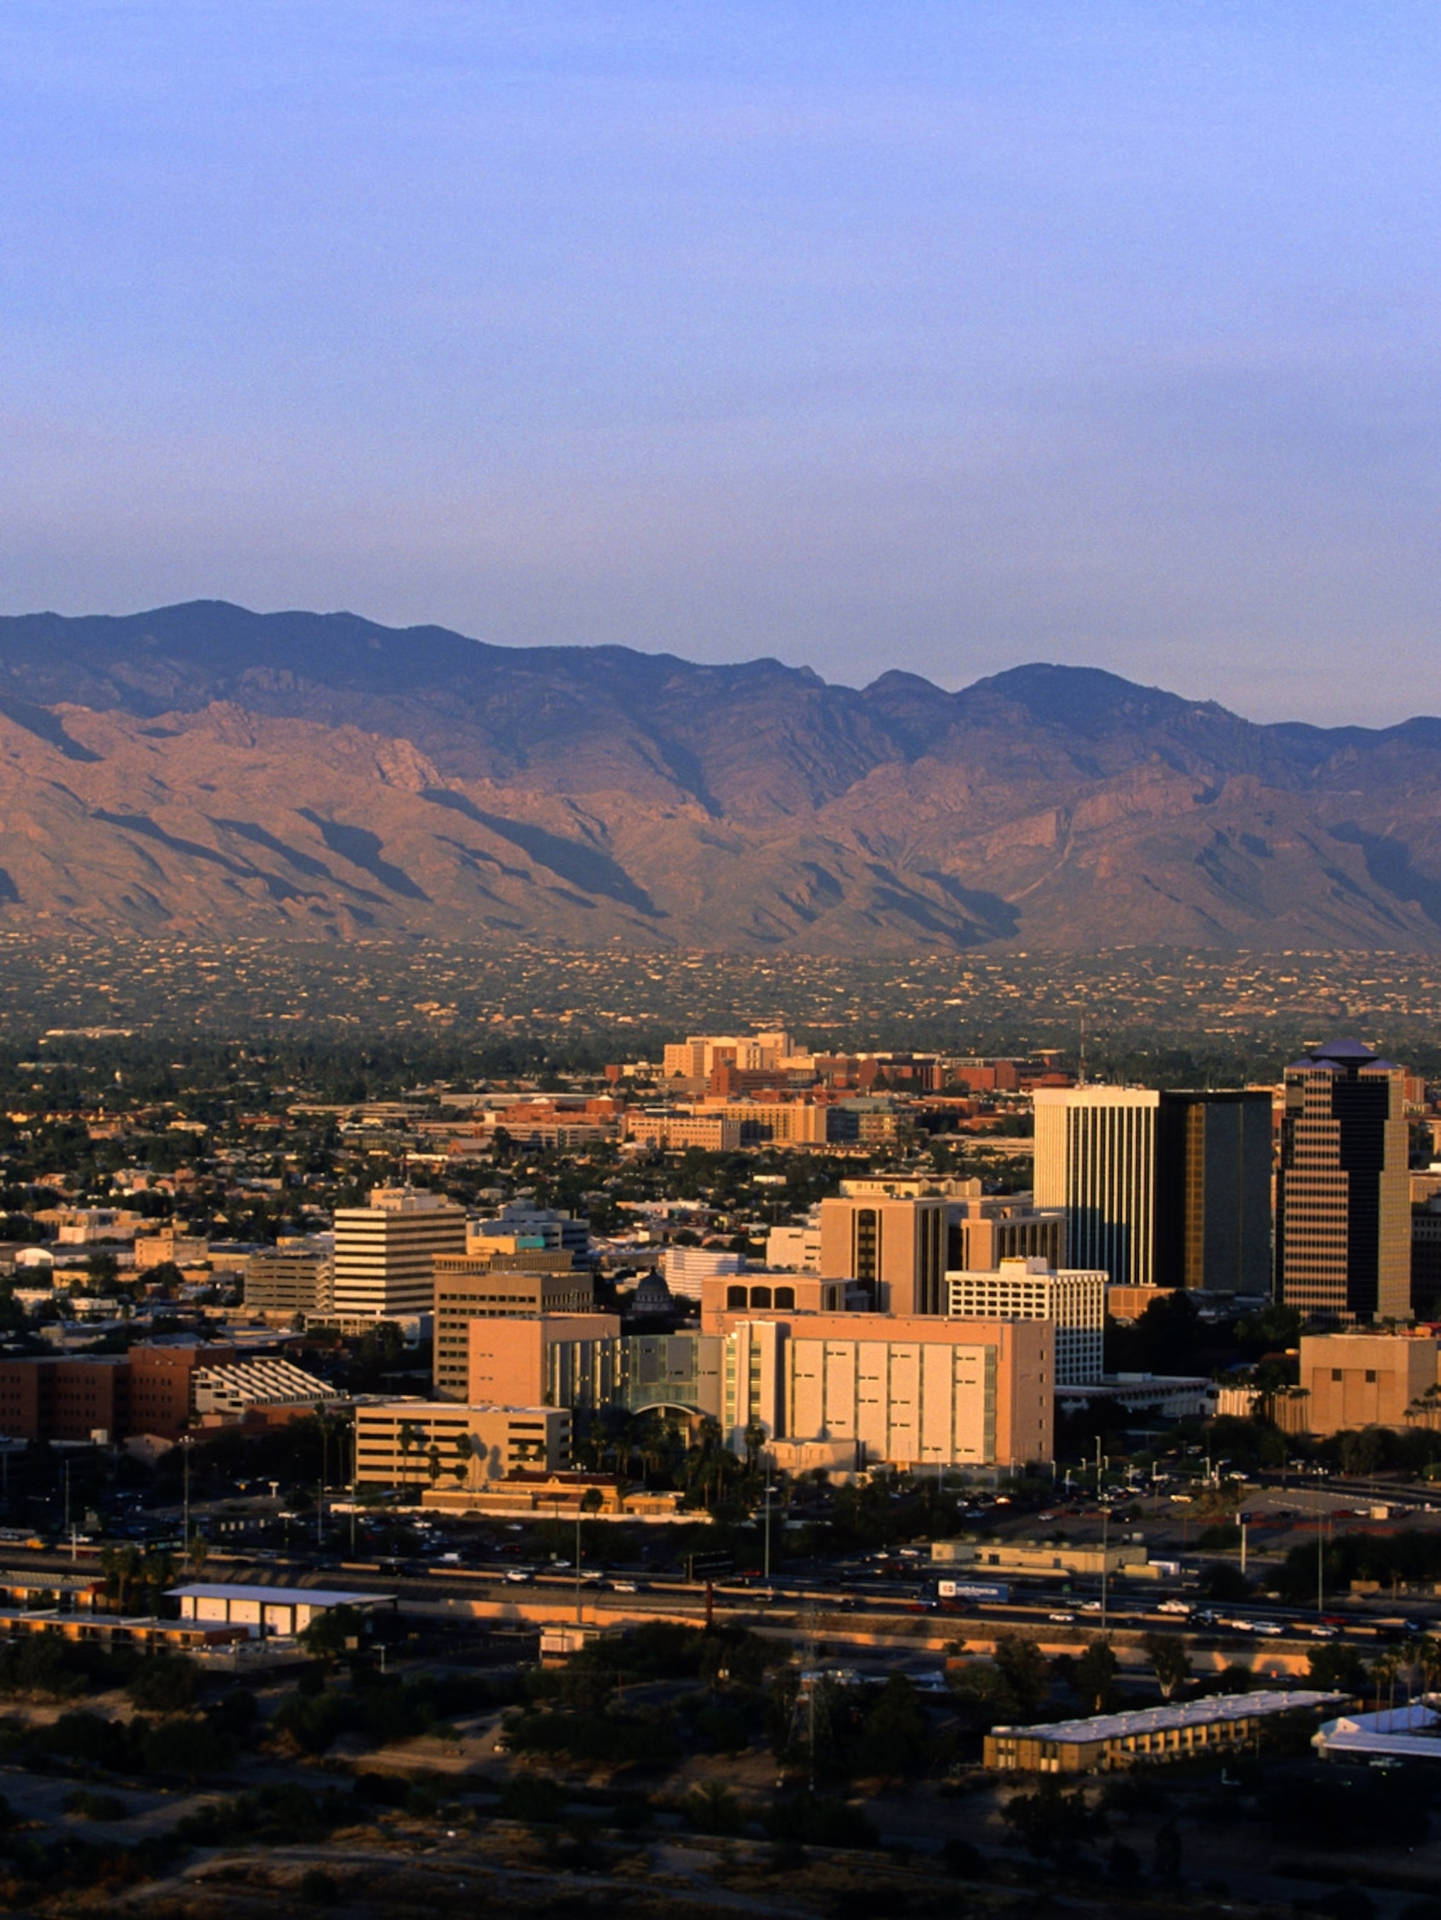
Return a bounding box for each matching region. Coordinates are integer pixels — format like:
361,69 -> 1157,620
1276,1038 -> 1409,1324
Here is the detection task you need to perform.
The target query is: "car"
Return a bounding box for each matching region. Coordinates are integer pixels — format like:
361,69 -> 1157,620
1048,1610 -> 1077,1623
504,1569 -> 530,1584
1078,1599 -> 1103,1613
611,1579 -> 640,1593
1156,1599 -> 1190,1615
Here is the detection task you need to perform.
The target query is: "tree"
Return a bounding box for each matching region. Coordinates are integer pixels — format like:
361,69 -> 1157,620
859,1673 -> 927,1779
1308,1642 -> 1370,1694
453,1431 -> 475,1487
1142,1631 -> 1192,1700
992,1633 -> 1049,1717
127,1654 -> 198,1713
1002,1778 -> 1096,1864
300,1603 -> 366,1667
396,1421 -> 424,1495
1072,1637 -> 1120,1715
1197,1559 -> 1252,1601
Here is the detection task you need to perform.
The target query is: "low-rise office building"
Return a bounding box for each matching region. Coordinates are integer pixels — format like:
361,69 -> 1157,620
433,1258 -> 597,1399
1285,1329 -> 1441,1436
985,1691 -> 1342,1773
355,1400 -> 572,1490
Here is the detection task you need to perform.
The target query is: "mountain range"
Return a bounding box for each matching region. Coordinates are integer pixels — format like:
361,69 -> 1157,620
0,600 -> 1439,952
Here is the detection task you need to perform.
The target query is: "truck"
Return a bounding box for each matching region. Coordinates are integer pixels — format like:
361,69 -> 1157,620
937,1579 -> 1010,1604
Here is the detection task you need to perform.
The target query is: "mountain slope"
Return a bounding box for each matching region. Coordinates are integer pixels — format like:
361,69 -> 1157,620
0,602 -> 1439,951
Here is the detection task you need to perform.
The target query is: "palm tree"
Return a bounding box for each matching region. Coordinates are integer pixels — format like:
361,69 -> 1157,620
396,1420 -> 425,1497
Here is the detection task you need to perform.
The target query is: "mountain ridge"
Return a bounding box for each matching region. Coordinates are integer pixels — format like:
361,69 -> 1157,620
0,601 -> 1439,953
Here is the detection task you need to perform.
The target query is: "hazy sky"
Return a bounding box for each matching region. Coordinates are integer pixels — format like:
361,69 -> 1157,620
4,3 -> 1439,723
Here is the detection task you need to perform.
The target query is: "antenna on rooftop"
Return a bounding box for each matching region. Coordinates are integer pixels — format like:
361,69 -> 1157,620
1079,1012 -> 1087,1087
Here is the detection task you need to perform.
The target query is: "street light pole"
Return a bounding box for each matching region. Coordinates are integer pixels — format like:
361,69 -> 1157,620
763,1484 -> 776,1584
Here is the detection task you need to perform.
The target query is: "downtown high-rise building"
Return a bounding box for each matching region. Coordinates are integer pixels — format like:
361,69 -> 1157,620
817,1194 -> 948,1315
1034,1086 -> 1271,1294
332,1185 -> 467,1320
1276,1038 -> 1410,1324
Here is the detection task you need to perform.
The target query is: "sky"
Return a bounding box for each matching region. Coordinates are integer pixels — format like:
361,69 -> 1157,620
2,1 -> 1439,724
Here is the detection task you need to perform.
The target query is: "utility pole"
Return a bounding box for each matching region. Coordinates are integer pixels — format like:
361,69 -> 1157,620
1100,1500 -> 1109,1631
316,1405 -> 326,1550
763,1483 -> 776,1584
574,1505 -> 583,1625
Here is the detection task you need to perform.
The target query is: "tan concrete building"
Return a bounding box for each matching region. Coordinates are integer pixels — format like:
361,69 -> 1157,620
700,1272 -> 856,1324
662,1030 -> 797,1079
1292,1330 -> 1441,1436
243,1249 -> 333,1318
434,1259 -> 597,1399
818,1194 -> 948,1315
705,1302 -> 1052,1471
933,1537 -> 1152,1579
355,1400 -> 571,1490
701,1100 -> 827,1146
466,1312 -> 623,1408
623,1113 -> 743,1152
951,1194 -> 1066,1272
134,1229 -> 210,1272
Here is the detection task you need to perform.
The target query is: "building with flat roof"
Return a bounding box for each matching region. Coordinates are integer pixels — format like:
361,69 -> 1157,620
354,1401 -> 571,1491
433,1258 -> 596,1399
243,1248 -> 333,1318
985,1691 -> 1342,1773
623,1112 -> 743,1152
818,1194 -> 948,1315
1287,1329 -> 1441,1436
467,1311 -> 623,1408
946,1257 -> 1105,1385
332,1186 -> 466,1319
168,1583 -> 394,1639
711,1307 -> 1052,1471
469,1299 -> 1051,1474
950,1194 -> 1066,1273
1277,1039 -> 1410,1324
663,1245 -> 744,1303
1035,1086 -> 1271,1294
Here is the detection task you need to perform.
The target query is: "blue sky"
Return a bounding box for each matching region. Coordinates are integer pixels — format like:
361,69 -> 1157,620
3,2 -> 1438,723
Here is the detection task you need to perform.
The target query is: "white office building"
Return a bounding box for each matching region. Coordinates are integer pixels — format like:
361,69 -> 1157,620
946,1256 -> 1106,1386
332,1186 -> 466,1319
663,1245 -> 744,1303
1034,1087 -> 1159,1290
